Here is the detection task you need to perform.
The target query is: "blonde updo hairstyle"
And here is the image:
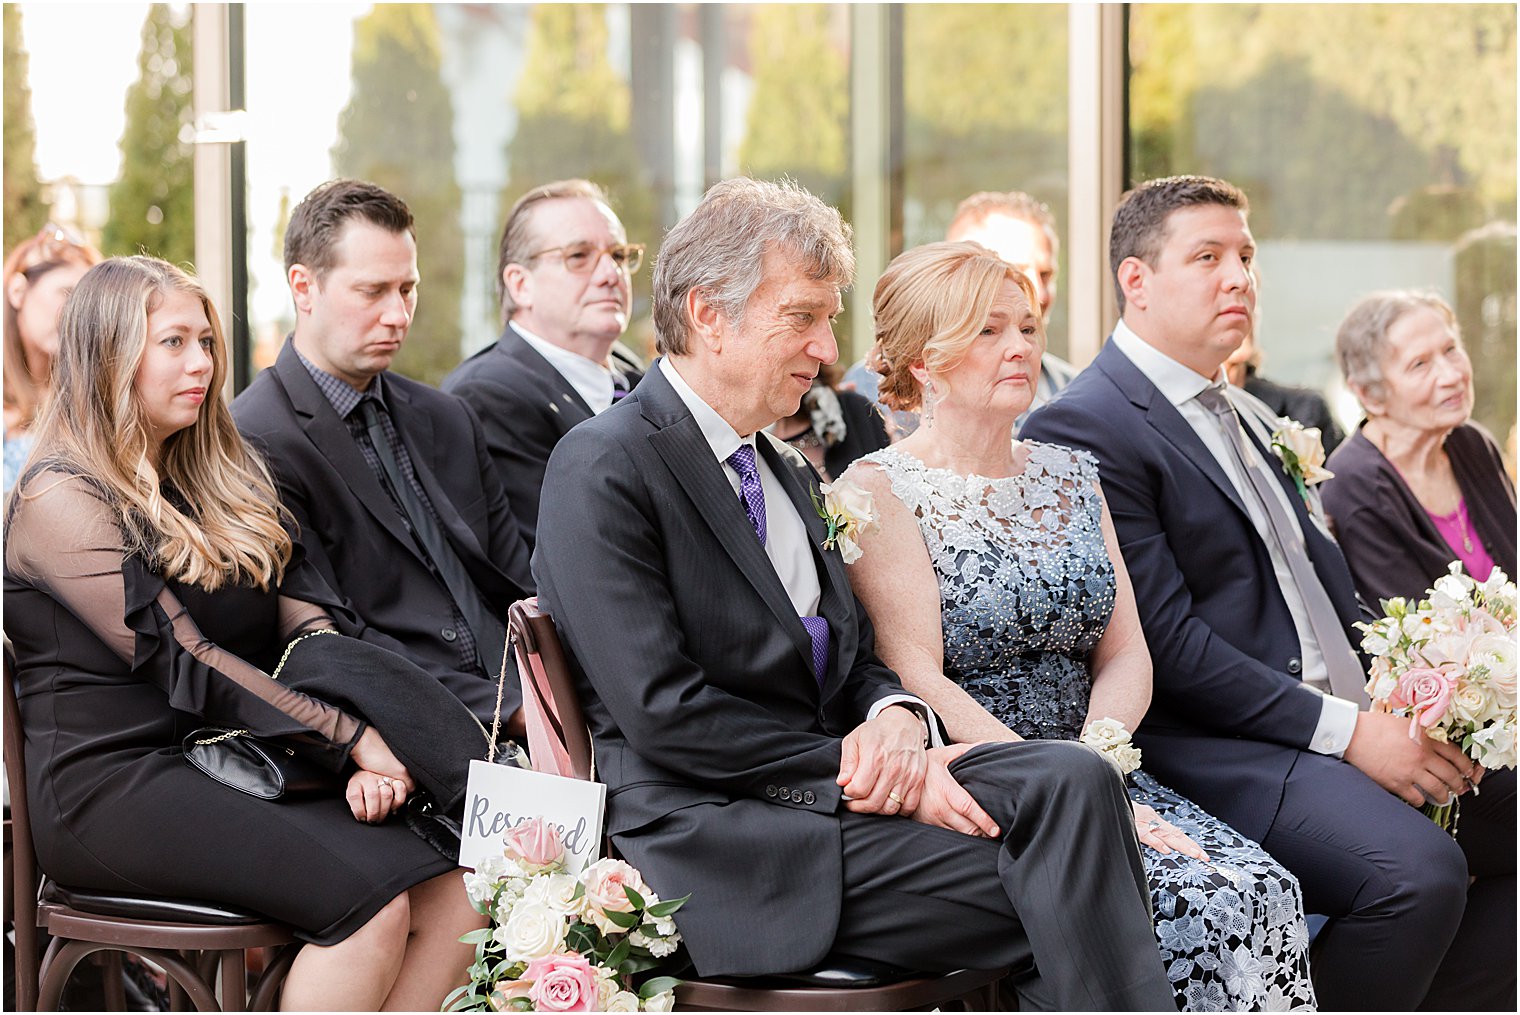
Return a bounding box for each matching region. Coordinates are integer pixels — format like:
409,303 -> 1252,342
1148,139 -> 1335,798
870,241 -> 1041,412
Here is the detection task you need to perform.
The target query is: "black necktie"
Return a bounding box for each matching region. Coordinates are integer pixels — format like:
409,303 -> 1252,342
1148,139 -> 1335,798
355,399 -> 509,680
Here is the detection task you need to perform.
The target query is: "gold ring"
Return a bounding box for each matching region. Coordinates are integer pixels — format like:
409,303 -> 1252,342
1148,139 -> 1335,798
888,791 -> 904,805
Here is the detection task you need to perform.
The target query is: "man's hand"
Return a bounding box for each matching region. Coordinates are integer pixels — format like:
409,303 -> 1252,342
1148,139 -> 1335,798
906,744 -> 1001,838
837,706 -> 928,816
1343,710 -> 1480,807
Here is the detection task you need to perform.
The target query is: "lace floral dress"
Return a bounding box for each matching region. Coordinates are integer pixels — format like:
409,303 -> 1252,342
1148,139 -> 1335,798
856,443 -> 1317,1012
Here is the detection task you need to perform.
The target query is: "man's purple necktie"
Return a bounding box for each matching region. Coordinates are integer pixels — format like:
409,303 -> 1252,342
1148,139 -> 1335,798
726,444 -> 828,684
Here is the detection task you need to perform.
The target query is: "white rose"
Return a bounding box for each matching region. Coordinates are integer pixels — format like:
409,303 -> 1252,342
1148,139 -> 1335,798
523,872 -> 584,918
643,990 -> 677,1013
605,991 -> 641,1012
580,859 -> 650,935
1449,681 -> 1498,728
498,897 -> 567,963
595,969 -> 621,1010
820,478 -> 880,564
1080,717 -> 1141,775
1274,422 -> 1333,485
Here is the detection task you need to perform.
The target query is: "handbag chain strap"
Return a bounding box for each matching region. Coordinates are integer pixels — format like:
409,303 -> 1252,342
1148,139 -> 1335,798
270,627 -> 339,680
193,728 -> 249,746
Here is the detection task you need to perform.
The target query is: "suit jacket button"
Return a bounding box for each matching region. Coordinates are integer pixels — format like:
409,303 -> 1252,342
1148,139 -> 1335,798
765,785 -> 778,798
1286,657 -> 1302,675
778,786 -> 790,801
441,627 -> 458,642
802,790 -> 815,805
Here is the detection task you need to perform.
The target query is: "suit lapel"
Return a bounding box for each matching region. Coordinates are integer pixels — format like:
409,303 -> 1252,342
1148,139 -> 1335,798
757,436 -> 856,698
1096,342 -> 1252,522
273,345 -> 420,557
638,370 -> 817,677
506,326 -> 596,426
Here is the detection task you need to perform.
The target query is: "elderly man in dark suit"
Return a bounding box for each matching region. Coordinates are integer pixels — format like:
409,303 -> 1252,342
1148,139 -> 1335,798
1023,174 -> 1514,1011
533,177 -> 1176,1009
233,179 -> 534,732
442,179 -> 645,549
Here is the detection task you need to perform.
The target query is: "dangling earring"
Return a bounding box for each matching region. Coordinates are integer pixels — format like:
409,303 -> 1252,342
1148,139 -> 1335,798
920,379 -> 938,428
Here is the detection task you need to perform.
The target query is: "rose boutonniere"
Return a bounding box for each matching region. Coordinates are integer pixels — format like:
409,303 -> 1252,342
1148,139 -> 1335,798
1271,421 -> 1334,503
810,478 -> 879,564
1080,717 -> 1143,776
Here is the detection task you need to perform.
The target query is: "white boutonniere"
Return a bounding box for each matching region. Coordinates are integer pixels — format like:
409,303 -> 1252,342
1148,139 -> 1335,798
1271,421 -> 1334,504
1080,717 -> 1143,776
811,478 -> 879,564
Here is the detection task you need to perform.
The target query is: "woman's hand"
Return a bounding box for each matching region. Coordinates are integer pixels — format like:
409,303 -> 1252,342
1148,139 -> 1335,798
349,727 -> 415,793
838,706 -> 929,816
346,769 -> 409,824
1133,802 -> 1208,860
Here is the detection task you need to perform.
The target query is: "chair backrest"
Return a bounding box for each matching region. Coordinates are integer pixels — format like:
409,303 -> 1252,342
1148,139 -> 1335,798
507,598 -> 593,781
4,638 -> 41,1011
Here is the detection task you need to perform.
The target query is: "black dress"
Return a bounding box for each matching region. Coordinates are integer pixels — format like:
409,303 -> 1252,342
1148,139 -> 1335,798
3,466 -> 456,945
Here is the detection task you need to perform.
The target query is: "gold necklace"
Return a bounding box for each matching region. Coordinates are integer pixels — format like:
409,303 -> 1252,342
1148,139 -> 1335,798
1454,501 -> 1475,554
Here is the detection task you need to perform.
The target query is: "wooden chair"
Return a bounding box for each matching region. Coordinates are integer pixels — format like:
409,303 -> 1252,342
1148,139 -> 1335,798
507,598 -> 1008,1012
3,642 -> 300,1011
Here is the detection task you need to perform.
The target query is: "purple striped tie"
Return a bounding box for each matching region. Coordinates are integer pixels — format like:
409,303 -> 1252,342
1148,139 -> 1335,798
727,444 -> 828,685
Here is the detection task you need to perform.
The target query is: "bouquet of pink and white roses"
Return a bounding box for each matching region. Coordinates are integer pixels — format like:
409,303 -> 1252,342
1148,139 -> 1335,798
444,818 -> 688,1012
1356,562 -> 1517,830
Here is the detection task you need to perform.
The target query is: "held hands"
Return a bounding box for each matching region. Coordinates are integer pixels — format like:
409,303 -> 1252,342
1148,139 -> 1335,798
347,728 -> 416,824
837,706 -> 928,816
1343,710 -> 1484,808
1132,802 -> 1208,860
907,744 -> 1001,838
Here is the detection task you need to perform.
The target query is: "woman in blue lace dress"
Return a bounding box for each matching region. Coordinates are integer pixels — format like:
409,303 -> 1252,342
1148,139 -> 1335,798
841,242 -> 1316,1012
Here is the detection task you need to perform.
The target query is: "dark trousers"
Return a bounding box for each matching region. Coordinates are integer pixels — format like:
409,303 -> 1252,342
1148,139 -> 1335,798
1261,753 -> 1515,1011
827,741 -> 1177,1012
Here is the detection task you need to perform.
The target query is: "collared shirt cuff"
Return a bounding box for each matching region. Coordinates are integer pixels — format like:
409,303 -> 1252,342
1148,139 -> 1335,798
868,694 -> 947,749
1308,691 -> 1359,757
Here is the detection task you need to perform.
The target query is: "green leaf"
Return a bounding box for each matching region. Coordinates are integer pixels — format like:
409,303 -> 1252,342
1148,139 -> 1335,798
440,984 -> 471,1011
458,928 -> 492,945
565,923 -> 599,953
620,954 -> 660,976
623,884 -> 648,910
646,895 -> 689,917
638,976 -> 683,999
602,907 -> 641,929
606,937 -> 632,969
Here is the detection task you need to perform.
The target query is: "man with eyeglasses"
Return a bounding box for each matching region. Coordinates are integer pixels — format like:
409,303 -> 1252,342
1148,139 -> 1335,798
443,179 -> 646,549
234,179 -> 534,733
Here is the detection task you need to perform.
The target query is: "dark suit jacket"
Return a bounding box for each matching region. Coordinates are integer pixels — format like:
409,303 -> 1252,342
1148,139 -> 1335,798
1245,370 -> 1346,455
533,364 -> 910,977
442,325 -> 644,549
232,339 -> 534,724
1023,339 -> 1365,842
1323,422 -> 1516,605
822,388 -> 891,480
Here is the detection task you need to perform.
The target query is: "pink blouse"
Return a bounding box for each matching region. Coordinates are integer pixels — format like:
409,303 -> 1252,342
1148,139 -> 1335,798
1427,498 -> 1497,581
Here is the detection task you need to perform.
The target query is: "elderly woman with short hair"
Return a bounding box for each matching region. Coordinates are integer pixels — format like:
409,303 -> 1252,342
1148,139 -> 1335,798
1322,289 -> 1516,605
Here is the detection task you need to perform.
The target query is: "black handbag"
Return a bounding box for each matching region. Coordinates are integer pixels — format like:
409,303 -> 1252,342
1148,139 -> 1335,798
182,726 -> 338,800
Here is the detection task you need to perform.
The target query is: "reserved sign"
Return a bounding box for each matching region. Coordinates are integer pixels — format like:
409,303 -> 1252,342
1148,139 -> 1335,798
457,759 -> 607,874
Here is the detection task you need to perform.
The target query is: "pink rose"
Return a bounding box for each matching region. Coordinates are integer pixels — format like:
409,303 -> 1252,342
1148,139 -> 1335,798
523,953 -> 596,1012
503,817 -> 564,871
488,979 -> 533,1011
580,858 -> 649,934
1390,667 -> 1457,737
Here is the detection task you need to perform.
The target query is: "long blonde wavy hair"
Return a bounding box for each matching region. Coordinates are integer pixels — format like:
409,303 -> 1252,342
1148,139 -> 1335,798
23,256 -> 292,590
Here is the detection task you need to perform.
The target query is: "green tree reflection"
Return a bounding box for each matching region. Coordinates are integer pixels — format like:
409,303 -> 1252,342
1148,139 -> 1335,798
4,4 -> 48,252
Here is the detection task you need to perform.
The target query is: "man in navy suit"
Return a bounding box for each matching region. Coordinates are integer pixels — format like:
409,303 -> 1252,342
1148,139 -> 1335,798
443,180 -> 645,550
533,177 -> 1175,1008
1024,174 -> 1514,1010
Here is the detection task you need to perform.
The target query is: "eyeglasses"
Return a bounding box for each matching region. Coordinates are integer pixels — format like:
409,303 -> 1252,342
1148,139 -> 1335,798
526,241 -> 645,276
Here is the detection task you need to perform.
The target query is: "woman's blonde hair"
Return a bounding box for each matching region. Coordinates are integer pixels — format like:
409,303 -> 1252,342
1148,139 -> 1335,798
23,256 -> 292,591
3,225 -> 102,428
870,241 -> 1041,411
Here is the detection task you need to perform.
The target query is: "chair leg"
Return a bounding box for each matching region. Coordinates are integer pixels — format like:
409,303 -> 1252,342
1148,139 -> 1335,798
13,918 -> 40,1012
218,949 -> 247,1012
248,942 -> 299,1012
100,950 -> 128,1010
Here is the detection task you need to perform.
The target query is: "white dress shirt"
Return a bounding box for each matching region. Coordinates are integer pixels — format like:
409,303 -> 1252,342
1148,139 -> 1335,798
1111,321 -> 1359,756
659,358 -> 942,744
516,324 -> 622,414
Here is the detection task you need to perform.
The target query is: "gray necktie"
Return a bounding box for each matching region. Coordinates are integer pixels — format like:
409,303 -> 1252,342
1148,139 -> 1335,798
1195,385 -> 1369,708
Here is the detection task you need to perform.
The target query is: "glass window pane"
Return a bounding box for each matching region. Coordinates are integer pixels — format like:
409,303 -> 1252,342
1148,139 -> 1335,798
1129,3 -> 1516,445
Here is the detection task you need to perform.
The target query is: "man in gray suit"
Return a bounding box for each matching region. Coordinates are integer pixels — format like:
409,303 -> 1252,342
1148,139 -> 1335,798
533,177 -> 1175,1009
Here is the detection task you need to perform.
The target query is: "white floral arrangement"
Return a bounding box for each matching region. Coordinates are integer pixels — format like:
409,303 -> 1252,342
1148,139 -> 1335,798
1080,717 -> 1143,776
1270,421 -> 1334,504
812,478 -> 879,564
444,818 -> 688,1012
1357,563 -> 1517,830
